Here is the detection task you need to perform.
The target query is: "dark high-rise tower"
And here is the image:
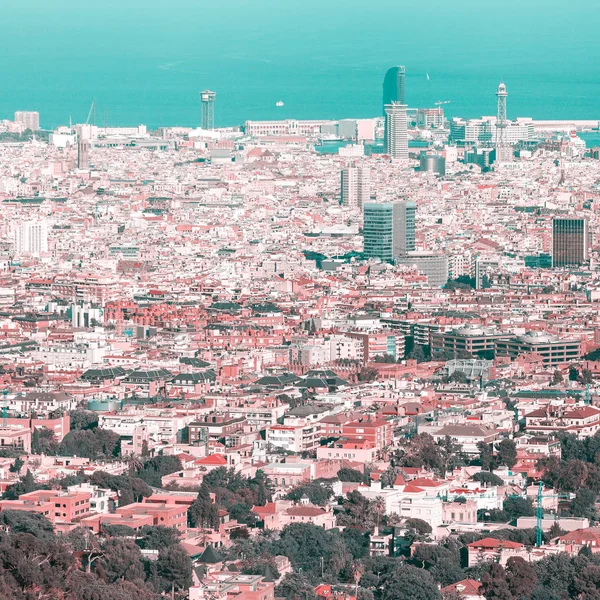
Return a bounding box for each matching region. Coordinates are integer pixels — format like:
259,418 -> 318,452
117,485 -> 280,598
552,217 -> 589,267
383,66 -> 406,111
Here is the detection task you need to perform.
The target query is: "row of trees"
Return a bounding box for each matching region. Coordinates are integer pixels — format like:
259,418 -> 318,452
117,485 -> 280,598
221,520 -> 600,600
0,510 -> 192,599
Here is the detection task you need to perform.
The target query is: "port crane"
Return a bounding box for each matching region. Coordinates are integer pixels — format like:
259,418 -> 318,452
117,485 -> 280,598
85,99 -> 97,126
434,100 -> 451,128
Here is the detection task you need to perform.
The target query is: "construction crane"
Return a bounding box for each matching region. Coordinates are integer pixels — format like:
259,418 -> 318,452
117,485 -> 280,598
535,481 -> 571,547
85,99 -> 97,126
434,100 -> 451,128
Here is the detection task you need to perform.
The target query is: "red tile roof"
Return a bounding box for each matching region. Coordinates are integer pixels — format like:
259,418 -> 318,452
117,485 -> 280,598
467,537 -> 523,549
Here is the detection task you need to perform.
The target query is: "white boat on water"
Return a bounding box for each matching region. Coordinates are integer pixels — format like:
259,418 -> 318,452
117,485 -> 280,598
276,101 -> 284,107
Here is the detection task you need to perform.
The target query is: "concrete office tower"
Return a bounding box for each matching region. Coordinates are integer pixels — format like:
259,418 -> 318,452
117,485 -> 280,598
13,221 -> 48,256
341,166 -> 370,208
396,252 -> 449,287
495,82 -> 512,163
14,111 -> 40,131
78,138 -> 90,169
384,103 -> 409,159
200,90 -> 216,130
552,217 -> 589,267
383,66 -> 406,109
363,201 -> 415,261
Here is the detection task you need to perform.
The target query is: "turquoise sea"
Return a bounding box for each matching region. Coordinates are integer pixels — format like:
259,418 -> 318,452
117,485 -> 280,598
1,0 -> 599,130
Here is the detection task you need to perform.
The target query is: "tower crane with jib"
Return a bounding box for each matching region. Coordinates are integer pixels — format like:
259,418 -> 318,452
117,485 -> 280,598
534,481 -> 572,547
85,99 -> 97,126
434,100 -> 451,128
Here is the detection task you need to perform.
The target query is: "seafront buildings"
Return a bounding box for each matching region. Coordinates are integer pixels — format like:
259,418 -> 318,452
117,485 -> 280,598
13,110 -> 40,131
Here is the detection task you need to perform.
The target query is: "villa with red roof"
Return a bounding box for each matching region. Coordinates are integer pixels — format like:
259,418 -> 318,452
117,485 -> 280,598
466,537 -> 524,566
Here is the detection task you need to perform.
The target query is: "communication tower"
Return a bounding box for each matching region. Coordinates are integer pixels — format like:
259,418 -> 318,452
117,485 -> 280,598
495,82 -> 511,162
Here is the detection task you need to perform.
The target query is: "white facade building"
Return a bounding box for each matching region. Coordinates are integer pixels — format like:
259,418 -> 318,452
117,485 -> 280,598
14,111 -> 40,131
384,103 -> 408,159
341,166 -> 370,208
13,221 -> 48,256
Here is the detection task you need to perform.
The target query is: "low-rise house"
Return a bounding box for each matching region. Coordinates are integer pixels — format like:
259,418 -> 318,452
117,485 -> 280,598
557,528 -> 600,555
525,405 -> 600,438
466,537 -> 525,566
441,579 -> 484,600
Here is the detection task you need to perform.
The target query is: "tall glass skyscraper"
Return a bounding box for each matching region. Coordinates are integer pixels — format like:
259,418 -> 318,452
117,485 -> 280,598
363,201 -> 415,262
383,66 -> 406,109
383,66 -> 407,154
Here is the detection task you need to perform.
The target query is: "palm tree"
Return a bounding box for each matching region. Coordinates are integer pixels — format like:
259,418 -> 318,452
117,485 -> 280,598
124,452 -> 144,475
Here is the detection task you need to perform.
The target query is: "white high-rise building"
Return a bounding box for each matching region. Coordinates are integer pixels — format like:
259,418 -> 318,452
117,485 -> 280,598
13,221 -> 48,256
341,166 -> 370,208
384,102 -> 408,159
14,111 -> 40,131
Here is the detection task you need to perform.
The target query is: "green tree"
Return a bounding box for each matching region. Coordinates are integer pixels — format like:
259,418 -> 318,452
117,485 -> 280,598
502,497 -> 535,520
272,523 -> 331,573
134,455 -> 182,487
276,573 -> 316,600
4,469 -> 45,500
407,344 -> 428,363
556,460 -> 588,492
481,563 -> 512,600
477,442 -> 496,471
102,524 -> 137,538
155,544 -> 193,593
9,456 -> 24,474
89,471 -> 152,507
342,527 -> 370,559
59,429 -> 120,460
497,439 -> 517,469
1,509 -> 54,538
381,564 -> 442,600
472,471 -> 504,487
188,482 -> 220,529
569,488 -> 597,520
578,368 -> 594,385
69,409 -> 99,430
551,370 -> 564,385
96,538 -> 146,584
506,556 -> 537,599
32,427 -> 59,454
358,367 -> 378,382
285,479 -> 333,506
404,518 -> 433,537
337,467 -> 369,484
